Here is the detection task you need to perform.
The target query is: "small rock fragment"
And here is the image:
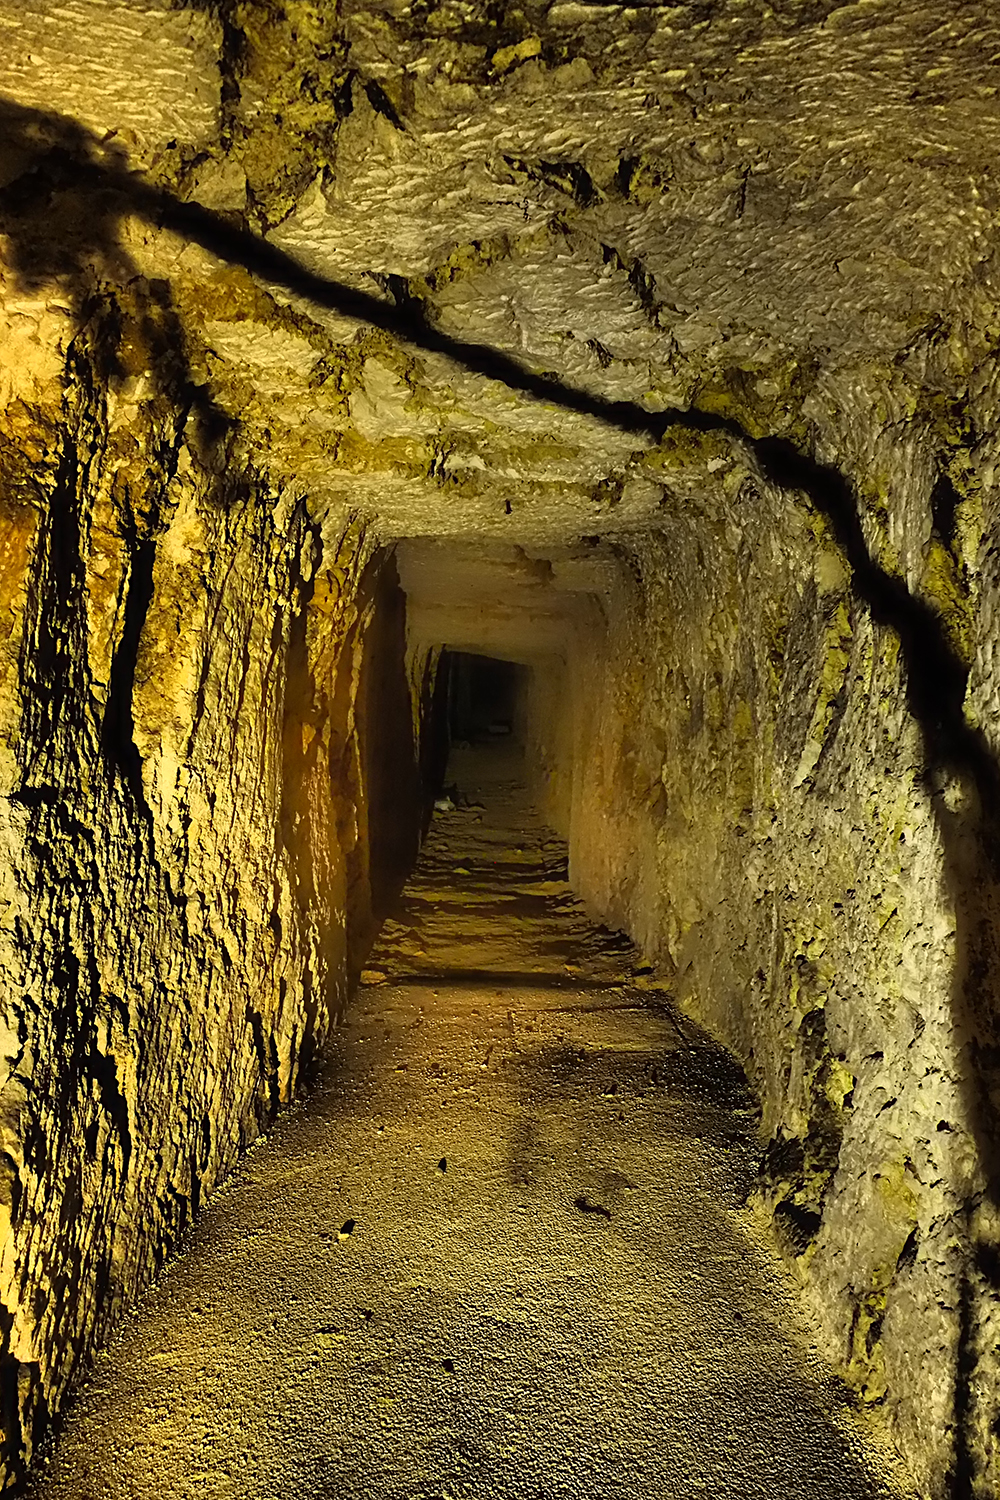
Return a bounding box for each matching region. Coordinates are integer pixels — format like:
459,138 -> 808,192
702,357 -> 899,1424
573,1195 -> 612,1220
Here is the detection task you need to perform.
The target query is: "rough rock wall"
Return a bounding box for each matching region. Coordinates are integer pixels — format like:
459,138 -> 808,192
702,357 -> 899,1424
354,557 -> 425,954
563,387 -> 1000,1496
1,0 -> 999,1491
0,286 -> 423,1486
523,653 -> 574,837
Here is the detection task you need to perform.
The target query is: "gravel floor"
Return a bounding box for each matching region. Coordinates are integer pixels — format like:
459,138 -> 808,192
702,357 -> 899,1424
29,746 -> 912,1500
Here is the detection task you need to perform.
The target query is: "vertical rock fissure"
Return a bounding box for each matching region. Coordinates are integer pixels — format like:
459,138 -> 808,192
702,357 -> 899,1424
101,517 -> 157,822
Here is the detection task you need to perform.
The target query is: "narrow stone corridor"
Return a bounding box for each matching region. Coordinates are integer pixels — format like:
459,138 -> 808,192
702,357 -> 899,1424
29,746 -> 907,1500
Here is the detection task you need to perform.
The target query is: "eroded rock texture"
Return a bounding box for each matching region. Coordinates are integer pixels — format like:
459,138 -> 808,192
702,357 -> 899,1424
0,0 -> 999,1493
0,282 -> 428,1481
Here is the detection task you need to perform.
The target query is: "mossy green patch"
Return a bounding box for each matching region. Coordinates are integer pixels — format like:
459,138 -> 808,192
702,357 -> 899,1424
825,1057 -> 855,1112
846,1279 -> 890,1403
646,424 -> 733,474
920,534 -> 973,666
691,358 -> 816,448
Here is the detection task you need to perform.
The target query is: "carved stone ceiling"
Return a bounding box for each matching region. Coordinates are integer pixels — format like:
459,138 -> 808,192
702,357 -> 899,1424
1,0 -> 999,544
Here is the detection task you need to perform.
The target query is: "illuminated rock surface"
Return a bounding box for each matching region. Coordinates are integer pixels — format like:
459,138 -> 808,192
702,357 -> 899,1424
0,0 -> 997,1494
27,749 -> 908,1500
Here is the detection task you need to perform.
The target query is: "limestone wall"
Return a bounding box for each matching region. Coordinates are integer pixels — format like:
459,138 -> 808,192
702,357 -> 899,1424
0,288 -> 426,1486
0,0 -> 998,1489
561,416 -> 1000,1495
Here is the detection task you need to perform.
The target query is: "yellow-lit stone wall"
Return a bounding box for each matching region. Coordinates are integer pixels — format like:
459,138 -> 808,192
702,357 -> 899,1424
0,282 -> 422,1487
562,413 -> 1000,1496
1,0 -> 1000,1493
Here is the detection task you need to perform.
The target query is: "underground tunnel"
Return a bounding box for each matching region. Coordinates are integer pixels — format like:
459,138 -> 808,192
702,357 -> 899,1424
0,1 -> 997,1496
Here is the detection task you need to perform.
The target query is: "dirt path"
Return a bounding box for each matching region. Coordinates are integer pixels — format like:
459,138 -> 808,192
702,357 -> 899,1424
30,747 -> 909,1500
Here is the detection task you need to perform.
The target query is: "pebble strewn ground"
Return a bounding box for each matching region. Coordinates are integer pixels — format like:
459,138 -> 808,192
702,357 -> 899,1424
30,747 -> 909,1500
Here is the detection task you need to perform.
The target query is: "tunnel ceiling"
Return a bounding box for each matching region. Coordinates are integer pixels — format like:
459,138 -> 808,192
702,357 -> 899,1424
1,1 -> 998,547
398,536 -> 612,662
